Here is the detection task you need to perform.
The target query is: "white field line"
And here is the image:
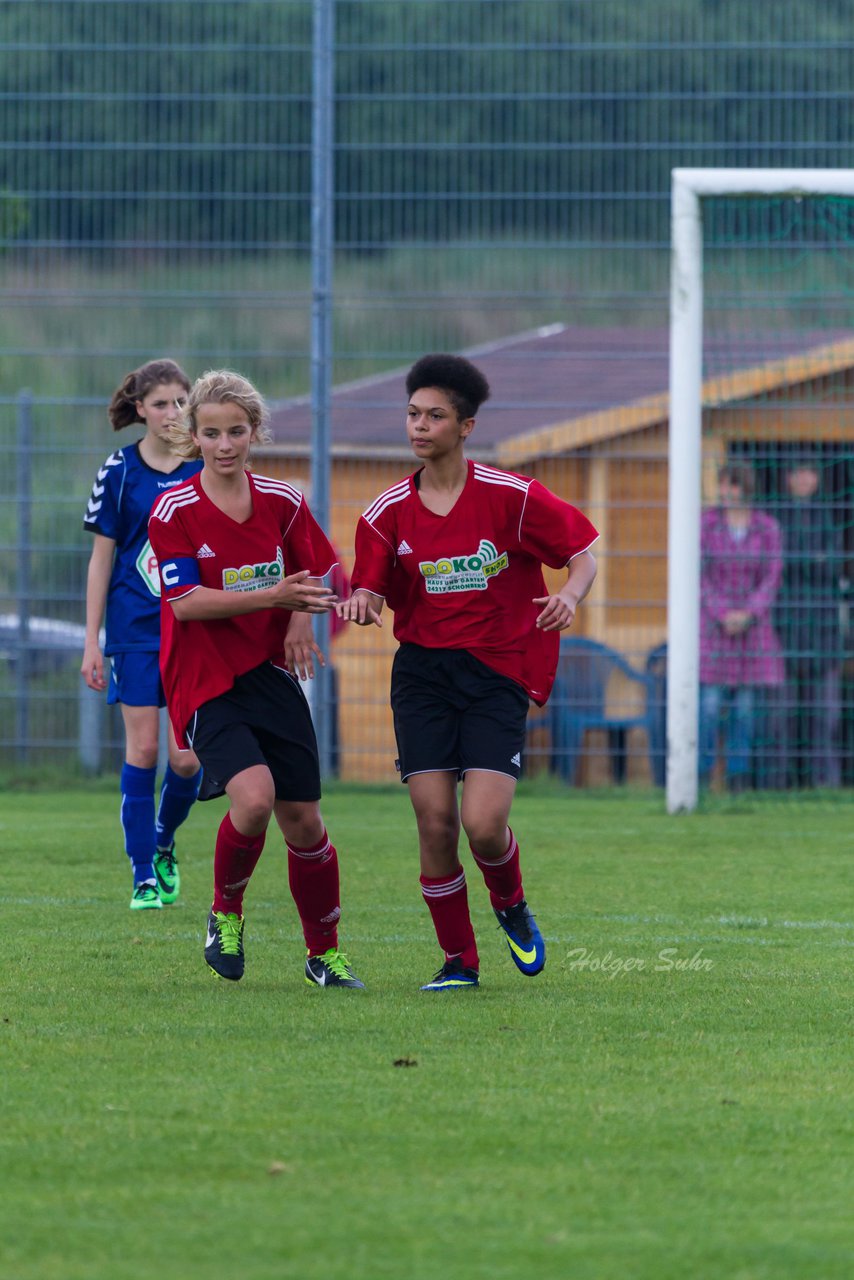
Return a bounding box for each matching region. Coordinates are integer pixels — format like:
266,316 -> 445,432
5,895 -> 852,931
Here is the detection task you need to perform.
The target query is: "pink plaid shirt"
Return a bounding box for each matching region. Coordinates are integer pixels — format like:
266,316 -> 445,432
699,508 -> 784,686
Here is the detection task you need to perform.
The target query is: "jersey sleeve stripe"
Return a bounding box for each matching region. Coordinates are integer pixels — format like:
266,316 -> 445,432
358,513 -> 396,553
97,451 -> 124,478
86,450 -> 124,498
150,487 -> 199,522
363,479 -> 411,524
472,462 -> 530,494
517,487 -> 529,544
84,450 -> 126,527
251,475 -> 302,506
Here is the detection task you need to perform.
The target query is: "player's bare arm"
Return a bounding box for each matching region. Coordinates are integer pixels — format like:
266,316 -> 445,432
81,532 -> 115,691
335,588 -> 384,627
169,569 -> 337,621
533,549 -> 597,631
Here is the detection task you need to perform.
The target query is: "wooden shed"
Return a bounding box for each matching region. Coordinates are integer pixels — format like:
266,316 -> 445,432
256,326 -> 854,783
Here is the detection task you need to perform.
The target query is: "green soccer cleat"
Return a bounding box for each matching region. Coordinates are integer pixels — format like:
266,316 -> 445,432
130,882 -> 163,911
205,909 -> 245,981
420,957 -> 480,991
153,845 -> 180,905
305,948 -> 365,989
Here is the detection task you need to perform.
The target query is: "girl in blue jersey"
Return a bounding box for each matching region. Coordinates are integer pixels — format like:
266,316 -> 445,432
82,359 -> 204,909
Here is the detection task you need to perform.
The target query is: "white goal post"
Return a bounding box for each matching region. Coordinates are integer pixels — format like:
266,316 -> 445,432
667,168 -> 854,813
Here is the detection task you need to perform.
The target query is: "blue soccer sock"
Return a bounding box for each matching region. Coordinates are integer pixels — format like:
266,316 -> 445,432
120,763 -> 157,884
155,765 -> 202,851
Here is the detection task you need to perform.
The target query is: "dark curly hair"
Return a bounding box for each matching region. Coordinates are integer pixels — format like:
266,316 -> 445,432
405,353 -> 491,420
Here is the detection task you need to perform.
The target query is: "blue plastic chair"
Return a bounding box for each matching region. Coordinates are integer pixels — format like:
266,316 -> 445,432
645,642 -> 668,787
548,637 -> 657,784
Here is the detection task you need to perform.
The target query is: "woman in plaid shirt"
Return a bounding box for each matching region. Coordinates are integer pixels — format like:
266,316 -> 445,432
699,462 -> 784,790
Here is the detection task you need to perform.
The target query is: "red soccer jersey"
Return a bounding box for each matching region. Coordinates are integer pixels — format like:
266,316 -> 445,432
148,472 -> 337,745
351,460 -> 598,704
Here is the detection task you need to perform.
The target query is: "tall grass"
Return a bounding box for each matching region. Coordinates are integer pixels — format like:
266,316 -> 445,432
1,243 -> 673,401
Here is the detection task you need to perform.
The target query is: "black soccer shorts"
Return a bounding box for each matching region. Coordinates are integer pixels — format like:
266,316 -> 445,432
390,643 -> 529,782
186,660 -> 321,802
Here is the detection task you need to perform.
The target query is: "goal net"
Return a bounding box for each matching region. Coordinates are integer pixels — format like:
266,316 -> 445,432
668,170 -> 854,811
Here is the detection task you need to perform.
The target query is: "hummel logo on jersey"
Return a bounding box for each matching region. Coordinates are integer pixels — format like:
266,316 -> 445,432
511,752 -> 521,767
397,540 -> 413,556
196,544 -> 215,559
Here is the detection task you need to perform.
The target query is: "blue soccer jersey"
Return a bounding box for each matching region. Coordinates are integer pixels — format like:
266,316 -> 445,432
84,442 -> 202,654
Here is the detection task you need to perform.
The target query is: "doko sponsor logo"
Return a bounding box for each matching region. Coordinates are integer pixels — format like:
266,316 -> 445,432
419,539 -> 509,593
222,547 -> 285,591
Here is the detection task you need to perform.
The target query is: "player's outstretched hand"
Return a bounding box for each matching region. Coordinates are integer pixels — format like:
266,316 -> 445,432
335,590 -> 383,627
270,570 -> 338,614
81,643 -> 107,692
284,634 -> 326,681
533,593 -> 577,631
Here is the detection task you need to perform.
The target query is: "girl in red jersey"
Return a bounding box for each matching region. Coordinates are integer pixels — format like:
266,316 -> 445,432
336,353 -> 597,991
148,370 -> 364,989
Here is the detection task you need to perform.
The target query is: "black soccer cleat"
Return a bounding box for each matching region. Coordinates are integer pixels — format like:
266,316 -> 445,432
205,909 -> 245,981
420,957 -> 480,991
304,948 -> 365,988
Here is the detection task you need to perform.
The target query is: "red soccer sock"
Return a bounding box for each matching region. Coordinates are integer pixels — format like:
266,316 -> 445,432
212,810 -> 266,916
287,830 -> 341,956
470,828 -> 524,911
420,867 -> 479,970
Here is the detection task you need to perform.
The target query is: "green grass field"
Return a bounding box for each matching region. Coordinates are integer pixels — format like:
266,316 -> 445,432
2,782 -> 852,1280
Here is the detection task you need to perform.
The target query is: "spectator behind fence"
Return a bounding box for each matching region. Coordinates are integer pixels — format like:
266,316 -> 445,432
774,456 -> 845,788
699,462 -> 784,791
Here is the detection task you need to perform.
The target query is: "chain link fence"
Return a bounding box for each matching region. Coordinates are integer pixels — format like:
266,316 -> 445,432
2,0 -> 852,787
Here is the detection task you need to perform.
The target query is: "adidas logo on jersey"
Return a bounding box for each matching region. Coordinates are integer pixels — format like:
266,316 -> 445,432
196,544 -> 215,559
397,540 -> 413,556
511,752 -> 521,767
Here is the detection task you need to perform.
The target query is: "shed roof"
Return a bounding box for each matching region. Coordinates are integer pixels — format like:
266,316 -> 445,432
267,324 -> 854,462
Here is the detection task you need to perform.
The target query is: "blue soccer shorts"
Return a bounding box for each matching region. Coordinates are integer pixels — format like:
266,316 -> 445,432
107,650 -> 166,708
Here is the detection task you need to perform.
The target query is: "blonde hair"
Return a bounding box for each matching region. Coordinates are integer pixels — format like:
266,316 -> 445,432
166,369 -> 272,460
108,358 -> 190,431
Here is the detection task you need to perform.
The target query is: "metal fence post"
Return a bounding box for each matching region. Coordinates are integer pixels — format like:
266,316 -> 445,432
16,389 -> 33,764
78,684 -> 103,774
310,0 -> 335,777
